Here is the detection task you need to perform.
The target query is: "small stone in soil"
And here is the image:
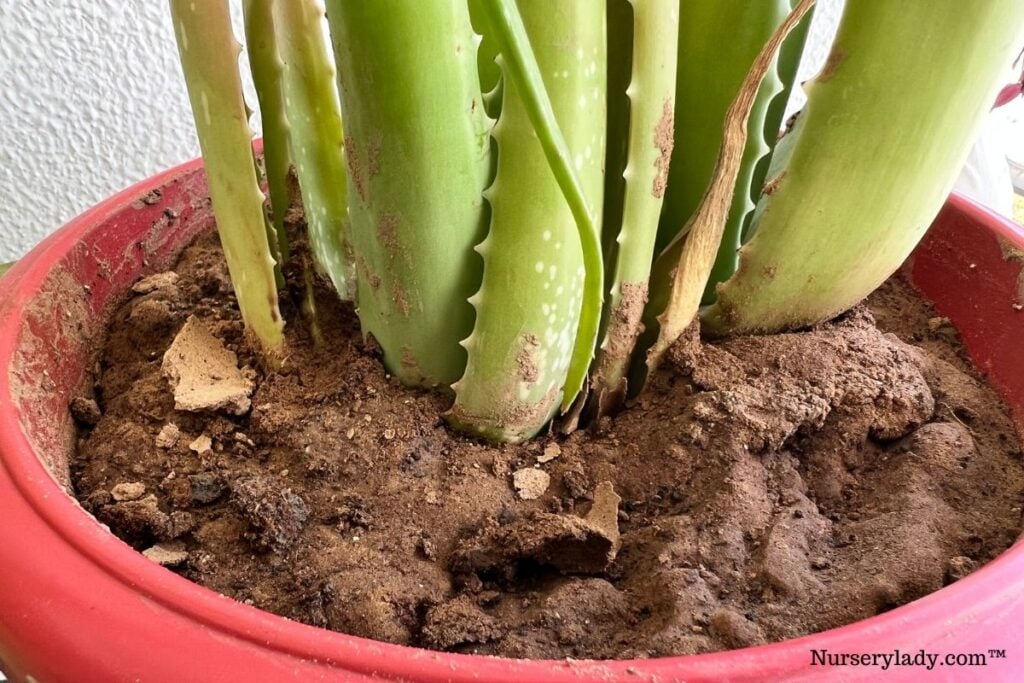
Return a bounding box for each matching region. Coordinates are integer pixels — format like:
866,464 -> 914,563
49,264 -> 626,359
231,476 -> 309,552
143,544 -> 189,567
452,483 -> 621,576
189,434 -> 213,455
132,271 -> 179,295
155,423 -> 181,449
417,531 -> 437,561
111,482 -> 146,502
421,595 -> 505,649
512,468 -> 550,500
69,396 -> 102,426
946,555 -> 977,583
162,316 -> 254,416
188,472 -> 227,505
537,443 -> 561,464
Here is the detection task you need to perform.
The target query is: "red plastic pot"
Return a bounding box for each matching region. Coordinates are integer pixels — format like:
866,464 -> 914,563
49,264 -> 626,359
1,159 -> 1023,683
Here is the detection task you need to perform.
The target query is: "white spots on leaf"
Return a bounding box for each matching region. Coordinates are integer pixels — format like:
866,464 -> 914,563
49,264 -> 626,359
548,265 -> 558,280
574,154 -> 583,170
542,230 -> 552,241
577,95 -> 587,110
199,90 -> 211,126
178,22 -> 189,51
542,303 -> 551,315
584,145 -> 592,161
534,261 -> 545,273
576,47 -> 584,61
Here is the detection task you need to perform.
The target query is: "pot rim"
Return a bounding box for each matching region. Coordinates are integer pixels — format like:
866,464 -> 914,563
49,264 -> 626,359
2,157 -> 1023,681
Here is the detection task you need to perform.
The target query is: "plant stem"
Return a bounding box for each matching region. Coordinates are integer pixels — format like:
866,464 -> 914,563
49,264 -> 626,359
170,0 -> 285,362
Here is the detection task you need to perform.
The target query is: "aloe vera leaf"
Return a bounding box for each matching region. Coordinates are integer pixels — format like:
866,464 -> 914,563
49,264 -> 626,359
325,1 -> 491,388
745,0 -> 814,228
600,0 -> 634,273
591,0 -> 679,409
655,0 -> 789,257
468,0 -> 503,116
482,0 -> 606,413
703,1 -> 811,303
242,0 -> 292,275
450,0 -> 606,442
170,0 -> 285,361
273,0 -> 353,301
704,0 -> 1024,336
643,0 -> 815,372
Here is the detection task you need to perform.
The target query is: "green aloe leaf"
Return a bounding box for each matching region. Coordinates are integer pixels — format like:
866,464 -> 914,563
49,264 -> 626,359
170,0 -> 285,362
470,0 -> 605,415
645,0 -> 816,374
274,0 -> 353,301
326,0 -> 492,388
591,0 -> 679,412
242,0 -> 293,281
704,0 -> 1024,336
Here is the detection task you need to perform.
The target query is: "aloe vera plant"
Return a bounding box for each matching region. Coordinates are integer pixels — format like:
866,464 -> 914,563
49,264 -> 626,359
171,0 -> 1024,443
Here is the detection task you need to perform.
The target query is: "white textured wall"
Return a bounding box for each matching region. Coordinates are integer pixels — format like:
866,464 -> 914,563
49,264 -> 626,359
0,1 -> 845,263
0,1 -> 258,262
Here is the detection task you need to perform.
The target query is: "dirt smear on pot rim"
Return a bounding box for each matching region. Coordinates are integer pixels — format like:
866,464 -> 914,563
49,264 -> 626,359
70,230 -> 1024,659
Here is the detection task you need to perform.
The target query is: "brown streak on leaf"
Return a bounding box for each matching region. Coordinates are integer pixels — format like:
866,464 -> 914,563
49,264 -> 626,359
652,98 -> 675,199
649,0 -> 816,372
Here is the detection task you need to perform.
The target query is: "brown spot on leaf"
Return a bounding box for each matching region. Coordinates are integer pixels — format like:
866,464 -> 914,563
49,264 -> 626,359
392,279 -> 411,317
367,132 -> 382,179
356,254 -> 381,291
344,134 -> 366,202
762,171 -> 786,197
517,334 -> 541,383
818,48 -> 845,82
652,98 -> 675,199
378,212 -> 400,258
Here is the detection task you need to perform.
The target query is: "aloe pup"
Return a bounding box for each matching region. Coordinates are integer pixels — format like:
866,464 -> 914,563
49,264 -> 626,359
272,0 -> 353,301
